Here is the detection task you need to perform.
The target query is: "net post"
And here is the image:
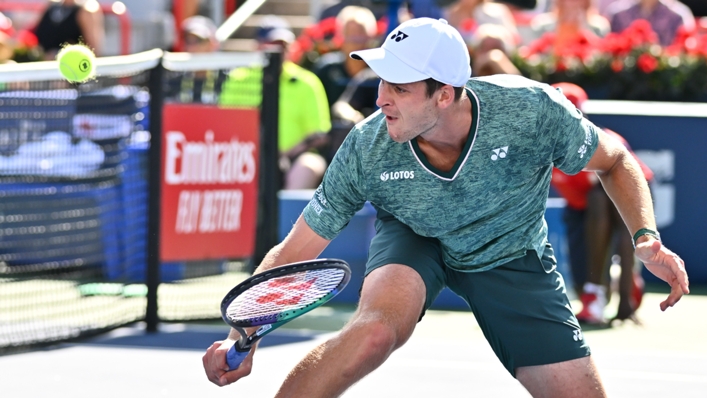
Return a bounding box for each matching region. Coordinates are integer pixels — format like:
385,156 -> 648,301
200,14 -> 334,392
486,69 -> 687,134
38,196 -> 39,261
145,55 -> 166,332
252,49 -> 282,272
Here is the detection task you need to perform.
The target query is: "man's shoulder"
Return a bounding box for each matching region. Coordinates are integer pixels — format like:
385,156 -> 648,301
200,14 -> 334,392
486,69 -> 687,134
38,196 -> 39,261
352,110 -> 386,138
467,75 -> 547,101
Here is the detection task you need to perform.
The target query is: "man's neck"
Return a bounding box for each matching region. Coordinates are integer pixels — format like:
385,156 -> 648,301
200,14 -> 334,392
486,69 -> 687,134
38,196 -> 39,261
416,95 -> 472,157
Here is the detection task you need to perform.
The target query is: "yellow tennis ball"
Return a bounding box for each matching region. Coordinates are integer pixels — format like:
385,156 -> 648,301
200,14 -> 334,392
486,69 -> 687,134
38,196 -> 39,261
57,44 -> 96,83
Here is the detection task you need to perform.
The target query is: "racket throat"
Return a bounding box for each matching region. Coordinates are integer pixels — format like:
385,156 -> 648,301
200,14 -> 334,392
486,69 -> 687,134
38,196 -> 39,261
237,324 -> 272,351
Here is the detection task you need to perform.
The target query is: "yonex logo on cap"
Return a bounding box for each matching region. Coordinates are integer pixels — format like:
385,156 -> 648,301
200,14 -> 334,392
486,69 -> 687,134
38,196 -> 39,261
390,31 -> 408,42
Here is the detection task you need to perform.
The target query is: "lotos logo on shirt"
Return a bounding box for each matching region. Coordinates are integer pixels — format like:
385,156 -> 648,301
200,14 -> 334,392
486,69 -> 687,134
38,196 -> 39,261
380,170 -> 415,181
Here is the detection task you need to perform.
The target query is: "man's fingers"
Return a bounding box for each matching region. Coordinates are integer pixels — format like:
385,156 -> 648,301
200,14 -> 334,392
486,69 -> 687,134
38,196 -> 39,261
219,363 -> 252,385
203,340 -> 236,386
660,282 -> 684,311
218,349 -> 254,385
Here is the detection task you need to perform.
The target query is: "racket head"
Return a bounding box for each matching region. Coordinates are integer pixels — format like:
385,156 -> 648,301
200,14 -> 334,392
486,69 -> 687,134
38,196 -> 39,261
220,258 -> 351,329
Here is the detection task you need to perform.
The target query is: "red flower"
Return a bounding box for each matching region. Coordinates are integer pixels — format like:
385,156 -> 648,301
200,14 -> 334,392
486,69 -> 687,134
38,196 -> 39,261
555,58 -> 568,72
557,30 -> 599,61
16,29 -> 38,48
636,53 -> 658,73
624,19 -> 659,45
520,32 -> 555,57
611,59 -> 624,72
599,33 -> 632,57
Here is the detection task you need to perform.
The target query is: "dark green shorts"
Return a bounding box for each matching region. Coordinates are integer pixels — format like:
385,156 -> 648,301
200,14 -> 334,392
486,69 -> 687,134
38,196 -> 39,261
365,209 -> 590,376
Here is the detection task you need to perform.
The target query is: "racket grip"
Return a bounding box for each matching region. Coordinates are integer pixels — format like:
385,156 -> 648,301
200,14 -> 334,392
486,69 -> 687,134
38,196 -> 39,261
226,344 -> 250,370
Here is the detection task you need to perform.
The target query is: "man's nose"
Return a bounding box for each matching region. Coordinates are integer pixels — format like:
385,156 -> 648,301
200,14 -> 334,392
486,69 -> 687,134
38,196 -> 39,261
376,81 -> 389,108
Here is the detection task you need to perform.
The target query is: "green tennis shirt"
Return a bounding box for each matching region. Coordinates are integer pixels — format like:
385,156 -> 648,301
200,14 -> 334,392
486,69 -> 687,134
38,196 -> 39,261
303,75 -> 600,272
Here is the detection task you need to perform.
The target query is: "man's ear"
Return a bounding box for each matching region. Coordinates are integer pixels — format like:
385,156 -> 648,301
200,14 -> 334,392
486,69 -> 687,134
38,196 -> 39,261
437,85 -> 455,109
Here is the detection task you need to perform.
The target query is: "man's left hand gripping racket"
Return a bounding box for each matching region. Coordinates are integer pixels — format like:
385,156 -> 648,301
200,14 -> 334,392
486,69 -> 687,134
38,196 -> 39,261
221,258 -> 351,370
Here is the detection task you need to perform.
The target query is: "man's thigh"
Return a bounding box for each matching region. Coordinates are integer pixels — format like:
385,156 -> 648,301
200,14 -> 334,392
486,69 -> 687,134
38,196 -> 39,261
365,208 -> 447,313
447,244 -> 590,376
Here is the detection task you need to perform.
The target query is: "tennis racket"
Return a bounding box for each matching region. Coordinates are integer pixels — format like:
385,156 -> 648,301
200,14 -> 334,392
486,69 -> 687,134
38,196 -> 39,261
221,258 -> 351,370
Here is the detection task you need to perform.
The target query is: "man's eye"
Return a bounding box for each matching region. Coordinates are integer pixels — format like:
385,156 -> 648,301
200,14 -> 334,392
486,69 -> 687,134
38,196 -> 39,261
394,86 -> 405,93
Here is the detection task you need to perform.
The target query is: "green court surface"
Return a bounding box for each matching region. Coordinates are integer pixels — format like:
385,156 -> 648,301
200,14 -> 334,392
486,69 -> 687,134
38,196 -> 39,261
1,291 -> 705,397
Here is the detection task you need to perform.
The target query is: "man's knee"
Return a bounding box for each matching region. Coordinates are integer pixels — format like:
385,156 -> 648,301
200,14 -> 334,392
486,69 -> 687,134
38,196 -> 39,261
344,316 -> 401,357
353,264 -> 427,349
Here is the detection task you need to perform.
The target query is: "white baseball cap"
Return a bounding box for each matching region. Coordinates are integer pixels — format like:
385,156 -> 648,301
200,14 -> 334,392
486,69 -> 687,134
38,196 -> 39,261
350,18 -> 471,87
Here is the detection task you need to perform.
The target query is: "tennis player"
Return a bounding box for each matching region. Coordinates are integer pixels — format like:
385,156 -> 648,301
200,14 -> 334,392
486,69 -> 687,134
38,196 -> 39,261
203,17 -> 689,397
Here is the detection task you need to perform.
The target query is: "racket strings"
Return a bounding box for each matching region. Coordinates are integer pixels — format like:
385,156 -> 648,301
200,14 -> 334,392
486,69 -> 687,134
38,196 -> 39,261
226,268 -> 345,323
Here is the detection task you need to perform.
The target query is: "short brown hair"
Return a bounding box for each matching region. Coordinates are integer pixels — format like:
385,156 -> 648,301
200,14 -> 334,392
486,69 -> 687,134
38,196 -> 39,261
424,78 -> 464,101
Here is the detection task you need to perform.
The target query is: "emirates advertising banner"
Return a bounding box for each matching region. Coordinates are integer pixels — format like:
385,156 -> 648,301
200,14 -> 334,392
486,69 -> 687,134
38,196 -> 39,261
161,104 -> 259,261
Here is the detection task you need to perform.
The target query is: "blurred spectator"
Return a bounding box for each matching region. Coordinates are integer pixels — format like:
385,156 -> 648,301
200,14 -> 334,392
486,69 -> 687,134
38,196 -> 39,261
468,23 -> 521,76
181,15 -> 219,54
172,0 -> 210,51
318,0 -> 388,21
314,6 -> 381,161
220,16 -> 331,190
314,6 -> 379,110
0,31 -> 15,64
32,0 -> 104,60
165,16 -> 226,104
443,0 -> 520,45
530,0 -> 610,44
550,82 -> 653,324
668,0 -> 698,28
175,0 -> 202,21
594,0 -> 634,19
0,11 -> 15,37
608,0 -> 694,46
599,0 -> 696,22
0,13 -> 16,64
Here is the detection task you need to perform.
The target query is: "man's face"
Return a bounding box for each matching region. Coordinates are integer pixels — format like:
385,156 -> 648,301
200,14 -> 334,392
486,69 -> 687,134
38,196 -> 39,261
376,80 -> 440,143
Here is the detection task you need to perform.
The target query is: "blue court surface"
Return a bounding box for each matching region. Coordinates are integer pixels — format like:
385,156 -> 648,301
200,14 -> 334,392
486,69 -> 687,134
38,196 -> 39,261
1,292 -> 705,397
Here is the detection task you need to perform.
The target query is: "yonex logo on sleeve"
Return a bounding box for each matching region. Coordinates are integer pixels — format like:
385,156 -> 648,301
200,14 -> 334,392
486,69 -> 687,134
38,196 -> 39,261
390,31 -> 409,42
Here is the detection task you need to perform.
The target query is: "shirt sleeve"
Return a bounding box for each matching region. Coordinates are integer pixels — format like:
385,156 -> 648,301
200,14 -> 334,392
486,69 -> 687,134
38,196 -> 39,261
302,127 -> 366,240
538,85 -> 599,175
